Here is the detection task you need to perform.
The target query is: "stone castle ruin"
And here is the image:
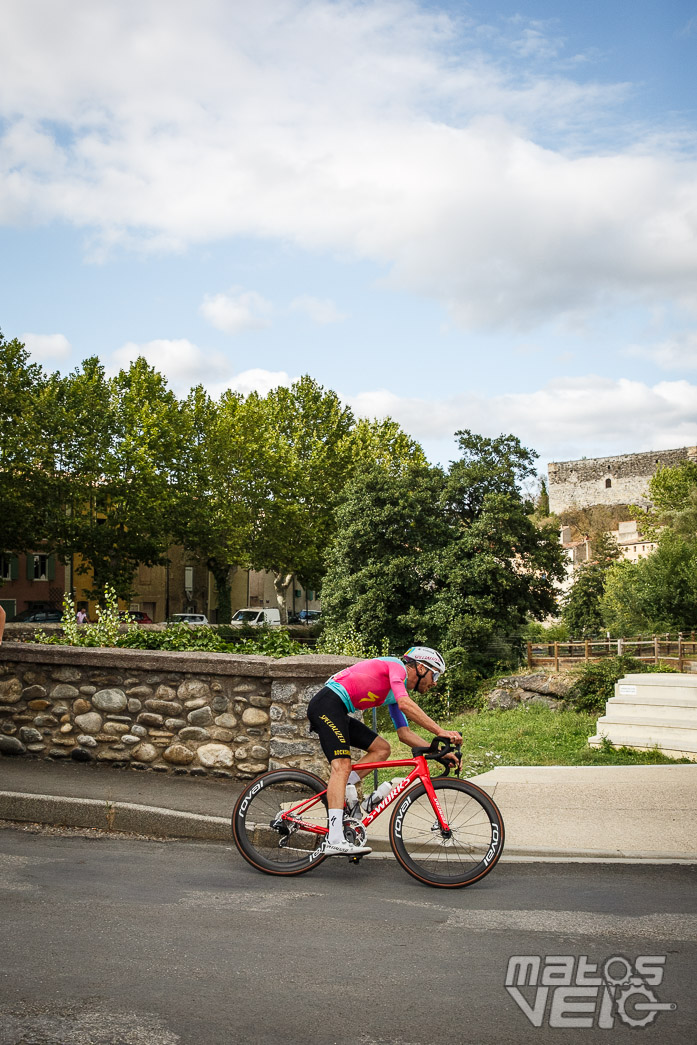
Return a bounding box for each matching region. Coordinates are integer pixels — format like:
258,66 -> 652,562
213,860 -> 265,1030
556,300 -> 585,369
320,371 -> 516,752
548,446 -> 697,515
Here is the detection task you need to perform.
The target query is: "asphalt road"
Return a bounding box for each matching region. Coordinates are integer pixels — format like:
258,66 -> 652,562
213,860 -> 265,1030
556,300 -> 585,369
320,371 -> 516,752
0,827 -> 695,1045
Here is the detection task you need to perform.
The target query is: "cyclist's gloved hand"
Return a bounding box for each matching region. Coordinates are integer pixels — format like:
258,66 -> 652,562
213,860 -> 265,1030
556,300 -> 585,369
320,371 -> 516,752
435,731 -> 462,770
443,751 -> 462,770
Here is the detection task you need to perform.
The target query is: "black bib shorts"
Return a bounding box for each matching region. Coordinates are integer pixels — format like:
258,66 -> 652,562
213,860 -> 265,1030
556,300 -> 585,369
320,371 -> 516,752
307,686 -> 378,762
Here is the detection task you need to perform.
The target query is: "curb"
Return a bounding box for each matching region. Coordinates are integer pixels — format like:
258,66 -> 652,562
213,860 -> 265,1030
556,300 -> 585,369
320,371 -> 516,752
2,790 -> 696,863
0,791 -> 230,841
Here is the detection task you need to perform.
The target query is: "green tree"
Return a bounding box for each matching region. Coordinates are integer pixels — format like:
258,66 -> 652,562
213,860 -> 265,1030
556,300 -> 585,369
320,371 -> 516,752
251,376 -> 356,617
631,460 -> 697,540
321,462 -> 449,650
602,532 -> 697,634
0,332 -> 48,554
172,387 -> 279,622
419,432 -> 565,664
346,417 -> 427,474
322,430 -> 565,669
45,357 -> 182,600
562,531 -> 620,637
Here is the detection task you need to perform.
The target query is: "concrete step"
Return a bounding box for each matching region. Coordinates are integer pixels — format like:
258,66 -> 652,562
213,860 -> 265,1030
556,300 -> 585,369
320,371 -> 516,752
616,675 -> 697,701
595,715 -> 697,744
603,701 -> 697,723
588,731 -> 697,758
610,692 -> 697,709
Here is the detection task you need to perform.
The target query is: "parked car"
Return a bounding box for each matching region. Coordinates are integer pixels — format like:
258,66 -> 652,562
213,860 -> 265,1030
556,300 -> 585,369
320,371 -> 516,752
119,610 -> 153,624
167,613 -> 209,626
11,609 -> 63,623
294,609 -> 321,624
230,607 -> 281,627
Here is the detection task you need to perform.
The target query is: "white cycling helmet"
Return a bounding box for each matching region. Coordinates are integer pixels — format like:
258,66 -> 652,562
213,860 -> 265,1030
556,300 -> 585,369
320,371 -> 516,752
404,646 -> 446,681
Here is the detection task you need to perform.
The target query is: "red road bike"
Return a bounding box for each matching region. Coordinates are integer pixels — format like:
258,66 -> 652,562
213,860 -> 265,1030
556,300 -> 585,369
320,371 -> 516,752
232,739 -> 505,888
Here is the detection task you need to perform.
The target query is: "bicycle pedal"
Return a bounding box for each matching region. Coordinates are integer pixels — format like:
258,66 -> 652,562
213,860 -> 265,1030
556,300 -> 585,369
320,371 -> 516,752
349,855 -> 363,864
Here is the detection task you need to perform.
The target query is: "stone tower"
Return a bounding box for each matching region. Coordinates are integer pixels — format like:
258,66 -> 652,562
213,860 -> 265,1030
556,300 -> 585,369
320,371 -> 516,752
547,447 -> 697,515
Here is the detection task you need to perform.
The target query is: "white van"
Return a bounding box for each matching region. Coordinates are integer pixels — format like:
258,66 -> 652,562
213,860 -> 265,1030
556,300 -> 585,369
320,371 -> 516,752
230,607 -> 281,627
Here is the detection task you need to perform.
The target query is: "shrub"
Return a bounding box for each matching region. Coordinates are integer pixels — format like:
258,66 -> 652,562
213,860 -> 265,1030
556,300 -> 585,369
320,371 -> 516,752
317,624 -> 390,659
119,622 -> 307,657
568,655 -> 678,713
118,622 -> 225,652
36,586 -> 136,648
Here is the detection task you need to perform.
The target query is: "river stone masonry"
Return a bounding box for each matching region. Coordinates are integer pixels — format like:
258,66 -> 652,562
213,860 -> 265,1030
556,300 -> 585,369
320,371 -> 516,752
0,645 -> 356,780
486,672 -> 574,711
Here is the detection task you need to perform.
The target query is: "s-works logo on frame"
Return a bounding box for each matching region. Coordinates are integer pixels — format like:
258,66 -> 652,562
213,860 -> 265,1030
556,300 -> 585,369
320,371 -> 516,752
505,953 -> 676,1030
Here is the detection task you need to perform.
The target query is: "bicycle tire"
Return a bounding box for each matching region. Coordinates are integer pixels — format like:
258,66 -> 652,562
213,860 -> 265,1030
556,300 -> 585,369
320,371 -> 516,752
232,768 -> 329,876
388,778 -> 504,888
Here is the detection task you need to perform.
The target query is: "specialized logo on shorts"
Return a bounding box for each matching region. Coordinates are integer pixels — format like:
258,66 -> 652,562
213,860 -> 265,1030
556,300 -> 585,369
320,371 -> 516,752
320,714 -> 346,743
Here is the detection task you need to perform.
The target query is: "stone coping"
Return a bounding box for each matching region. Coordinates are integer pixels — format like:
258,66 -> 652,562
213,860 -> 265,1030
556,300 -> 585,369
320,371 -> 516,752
0,641 -> 356,679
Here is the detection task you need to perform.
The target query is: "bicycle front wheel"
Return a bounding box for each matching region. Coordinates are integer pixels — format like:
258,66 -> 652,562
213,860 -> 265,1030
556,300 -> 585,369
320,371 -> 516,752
389,778 -> 504,888
232,769 -> 329,876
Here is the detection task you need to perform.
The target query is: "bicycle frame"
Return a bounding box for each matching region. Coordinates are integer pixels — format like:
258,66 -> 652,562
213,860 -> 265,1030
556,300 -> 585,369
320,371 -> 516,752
276,754 -> 451,838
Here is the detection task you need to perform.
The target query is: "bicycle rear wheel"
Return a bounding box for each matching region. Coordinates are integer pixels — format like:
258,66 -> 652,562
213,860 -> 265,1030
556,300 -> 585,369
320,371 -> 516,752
389,778 -> 504,888
232,769 -> 329,876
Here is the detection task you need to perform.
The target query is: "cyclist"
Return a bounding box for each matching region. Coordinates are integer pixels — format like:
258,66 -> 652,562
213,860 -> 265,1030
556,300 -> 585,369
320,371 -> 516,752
307,646 -> 462,857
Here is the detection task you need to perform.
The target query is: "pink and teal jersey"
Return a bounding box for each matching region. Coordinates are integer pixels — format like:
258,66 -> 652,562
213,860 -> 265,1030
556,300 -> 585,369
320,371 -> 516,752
325,656 -> 409,729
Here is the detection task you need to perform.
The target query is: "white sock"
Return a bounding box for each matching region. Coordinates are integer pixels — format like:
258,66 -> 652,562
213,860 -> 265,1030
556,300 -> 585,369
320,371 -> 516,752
328,809 -> 345,844
348,771 -> 361,785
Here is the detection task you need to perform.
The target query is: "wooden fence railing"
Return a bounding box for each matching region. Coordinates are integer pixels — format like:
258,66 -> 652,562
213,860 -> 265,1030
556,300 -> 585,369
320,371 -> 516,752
527,635 -> 697,673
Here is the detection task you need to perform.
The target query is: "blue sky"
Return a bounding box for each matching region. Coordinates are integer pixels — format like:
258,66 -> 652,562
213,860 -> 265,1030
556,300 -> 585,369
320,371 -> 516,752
2,0 -> 696,471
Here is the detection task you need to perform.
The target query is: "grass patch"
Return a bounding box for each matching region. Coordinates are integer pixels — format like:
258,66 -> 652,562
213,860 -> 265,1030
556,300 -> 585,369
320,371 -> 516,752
365,705 -> 693,789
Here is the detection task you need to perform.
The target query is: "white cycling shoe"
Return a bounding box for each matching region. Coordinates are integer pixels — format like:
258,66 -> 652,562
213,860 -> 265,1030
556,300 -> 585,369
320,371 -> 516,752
321,838 -> 372,857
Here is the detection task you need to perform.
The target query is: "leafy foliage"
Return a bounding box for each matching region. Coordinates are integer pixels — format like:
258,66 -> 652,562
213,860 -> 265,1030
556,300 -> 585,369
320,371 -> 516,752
320,462 -> 450,651
316,623 -> 390,659
119,622 -> 308,656
321,431 -> 565,673
561,531 -> 620,637
567,655 -> 677,713
601,532 -> 697,634
37,585 -> 136,648
0,332 -> 51,554
631,460 -> 697,541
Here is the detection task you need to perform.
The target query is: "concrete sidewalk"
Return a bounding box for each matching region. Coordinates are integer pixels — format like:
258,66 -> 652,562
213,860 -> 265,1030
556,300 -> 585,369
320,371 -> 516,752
1,756 -> 695,861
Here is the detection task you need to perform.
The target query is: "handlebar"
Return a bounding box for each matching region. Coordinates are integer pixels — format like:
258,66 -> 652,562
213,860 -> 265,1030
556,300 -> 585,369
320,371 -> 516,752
410,737 -> 461,778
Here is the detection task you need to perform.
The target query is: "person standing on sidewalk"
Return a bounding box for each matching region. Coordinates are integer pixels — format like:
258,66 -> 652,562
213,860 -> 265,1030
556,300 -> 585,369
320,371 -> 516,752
307,647 -> 462,857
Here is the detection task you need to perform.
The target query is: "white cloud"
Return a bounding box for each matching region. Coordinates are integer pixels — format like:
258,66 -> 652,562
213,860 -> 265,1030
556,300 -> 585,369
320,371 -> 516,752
21,332 -> 72,363
199,288 -> 273,335
348,375 -> 697,465
109,337 -> 291,399
1,1 -> 695,331
228,368 -> 293,397
290,295 -> 347,325
626,331 -> 697,370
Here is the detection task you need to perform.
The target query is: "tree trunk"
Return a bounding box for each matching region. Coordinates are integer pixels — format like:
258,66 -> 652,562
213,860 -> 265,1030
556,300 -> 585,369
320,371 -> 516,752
210,561 -> 232,624
273,572 -> 294,624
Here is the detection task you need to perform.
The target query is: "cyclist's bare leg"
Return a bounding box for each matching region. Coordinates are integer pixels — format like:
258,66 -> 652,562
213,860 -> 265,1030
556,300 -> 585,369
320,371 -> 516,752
326,736 -> 390,808
351,736 -> 390,781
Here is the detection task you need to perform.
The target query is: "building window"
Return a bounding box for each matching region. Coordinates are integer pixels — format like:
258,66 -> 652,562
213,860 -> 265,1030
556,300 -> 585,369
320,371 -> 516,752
185,566 -> 194,594
0,555 -> 11,581
32,554 -> 48,581
605,478 -> 612,488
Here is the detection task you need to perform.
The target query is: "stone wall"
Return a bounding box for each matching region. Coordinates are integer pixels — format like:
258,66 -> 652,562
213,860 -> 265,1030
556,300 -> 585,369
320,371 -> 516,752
547,446 -> 697,514
0,643 -> 354,780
